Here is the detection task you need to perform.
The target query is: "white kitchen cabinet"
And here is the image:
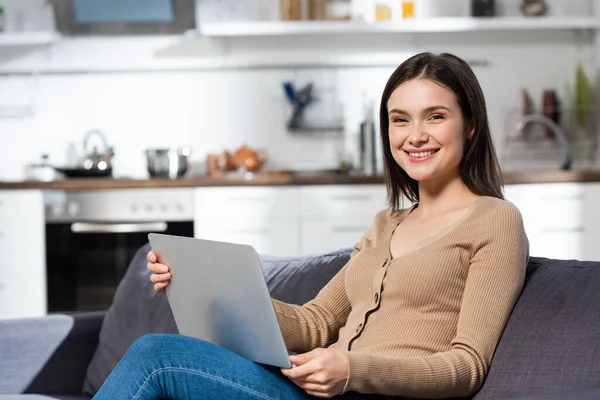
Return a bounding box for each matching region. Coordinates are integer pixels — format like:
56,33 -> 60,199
193,187 -> 300,257
504,182 -> 600,262
0,190 -> 46,319
300,185 -> 387,218
300,219 -> 369,255
194,187 -> 299,219
193,185 -> 389,257
299,185 -> 387,255
194,217 -> 300,257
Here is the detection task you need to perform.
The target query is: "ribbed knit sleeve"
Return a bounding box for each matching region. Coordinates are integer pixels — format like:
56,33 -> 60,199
343,201 -> 529,398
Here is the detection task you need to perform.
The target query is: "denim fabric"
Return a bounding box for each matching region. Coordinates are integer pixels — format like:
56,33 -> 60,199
92,334 -> 393,400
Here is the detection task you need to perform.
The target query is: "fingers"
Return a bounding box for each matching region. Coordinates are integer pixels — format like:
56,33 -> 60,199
281,361 -> 315,381
147,251 -> 157,262
150,272 -> 171,283
290,348 -> 326,366
154,282 -> 168,293
147,261 -> 169,273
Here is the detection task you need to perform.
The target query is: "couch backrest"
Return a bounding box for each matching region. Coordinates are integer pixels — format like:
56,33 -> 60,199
473,257 -> 600,399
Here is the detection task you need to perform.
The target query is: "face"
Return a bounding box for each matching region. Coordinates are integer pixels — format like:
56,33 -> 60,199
387,78 -> 473,183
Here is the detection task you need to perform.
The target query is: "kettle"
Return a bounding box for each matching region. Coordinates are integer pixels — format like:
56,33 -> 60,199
82,129 -> 114,172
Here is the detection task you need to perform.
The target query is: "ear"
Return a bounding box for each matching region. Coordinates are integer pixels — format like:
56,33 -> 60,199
466,126 -> 475,140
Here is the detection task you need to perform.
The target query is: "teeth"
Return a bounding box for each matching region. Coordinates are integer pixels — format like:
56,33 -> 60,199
408,151 -> 434,158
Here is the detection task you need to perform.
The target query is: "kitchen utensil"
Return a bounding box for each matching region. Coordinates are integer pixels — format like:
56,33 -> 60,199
283,81 -> 296,103
286,82 -> 315,130
49,129 -> 114,178
81,129 -> 114,172
516,88 -> 535,137
206,152 -> 229,177
146,147 -> 191,179
52,166 -> 113,178
542,89 -> 560,138
227,145 -> 268,173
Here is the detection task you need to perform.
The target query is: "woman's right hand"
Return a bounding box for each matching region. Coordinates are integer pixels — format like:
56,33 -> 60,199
147,250 -> 171,293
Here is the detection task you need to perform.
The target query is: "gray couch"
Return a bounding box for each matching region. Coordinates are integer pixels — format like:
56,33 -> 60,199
1,244 -> 599,400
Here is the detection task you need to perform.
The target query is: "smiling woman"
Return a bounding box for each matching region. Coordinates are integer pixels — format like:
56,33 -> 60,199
94,53 -> 528,400
380,52 -> 503,210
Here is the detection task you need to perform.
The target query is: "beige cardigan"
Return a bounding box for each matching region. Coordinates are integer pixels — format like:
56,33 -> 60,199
273,196 -> 529,398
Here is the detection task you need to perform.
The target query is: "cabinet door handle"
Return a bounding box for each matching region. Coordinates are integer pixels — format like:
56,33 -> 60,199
332,226 -> 369,233
71,222 -> 168,234
226,197 -> 268,203
540,227 -> 585,233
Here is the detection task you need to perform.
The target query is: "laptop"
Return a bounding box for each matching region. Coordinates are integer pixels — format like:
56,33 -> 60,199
147,233 -> 292,369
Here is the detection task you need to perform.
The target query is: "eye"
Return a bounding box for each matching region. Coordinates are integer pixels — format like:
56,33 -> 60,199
429,114 -> 445,121
392,116 -> 408,124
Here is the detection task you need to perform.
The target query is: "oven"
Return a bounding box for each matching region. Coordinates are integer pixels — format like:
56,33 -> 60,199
44,188 -> 194,313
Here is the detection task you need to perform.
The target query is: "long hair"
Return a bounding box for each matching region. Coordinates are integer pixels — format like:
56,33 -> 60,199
379,52 -> 503,211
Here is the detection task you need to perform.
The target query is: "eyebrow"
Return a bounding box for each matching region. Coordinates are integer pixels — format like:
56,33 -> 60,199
388,105 -> 451,116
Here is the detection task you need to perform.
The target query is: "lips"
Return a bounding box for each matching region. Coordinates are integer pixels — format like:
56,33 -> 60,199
403,148 -> 440,163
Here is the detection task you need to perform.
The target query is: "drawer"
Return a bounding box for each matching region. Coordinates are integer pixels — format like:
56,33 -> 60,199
0,276 -> 47,319
300,185 -> 388,217
300,219 -> 371,256
194,217 -> 300,257
0,190 -> 44,222
194,187 -> 299,218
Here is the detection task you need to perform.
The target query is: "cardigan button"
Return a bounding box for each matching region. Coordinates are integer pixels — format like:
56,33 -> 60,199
356,323 -> 363,333
374,293 -> 379,304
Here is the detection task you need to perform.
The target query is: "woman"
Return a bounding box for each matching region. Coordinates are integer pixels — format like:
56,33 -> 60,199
93,52 -> 528,400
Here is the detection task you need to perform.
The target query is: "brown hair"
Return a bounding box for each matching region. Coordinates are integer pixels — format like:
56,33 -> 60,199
380,52 -> 503,211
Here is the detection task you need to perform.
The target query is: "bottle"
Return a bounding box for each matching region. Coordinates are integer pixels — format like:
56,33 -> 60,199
308,0 -> 327,20
402,0 -> 415,19
358,95 -> 377,175
281,0 -> 302,20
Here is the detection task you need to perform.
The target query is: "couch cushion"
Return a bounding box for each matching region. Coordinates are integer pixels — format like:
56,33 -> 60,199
508,387 -> 600,400
82,244 -> 351,396
473,257 -> 600,400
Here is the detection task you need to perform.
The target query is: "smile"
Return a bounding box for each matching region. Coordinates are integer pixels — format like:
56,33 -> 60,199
404,149 -> 440,162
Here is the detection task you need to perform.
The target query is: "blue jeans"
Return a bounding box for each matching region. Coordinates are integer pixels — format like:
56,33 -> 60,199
92,334 -> 393,400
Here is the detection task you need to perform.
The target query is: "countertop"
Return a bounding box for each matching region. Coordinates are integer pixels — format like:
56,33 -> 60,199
1,170 -> 600,190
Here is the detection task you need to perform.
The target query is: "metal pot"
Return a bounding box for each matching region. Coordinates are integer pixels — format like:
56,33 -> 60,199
145,147 -> 191,179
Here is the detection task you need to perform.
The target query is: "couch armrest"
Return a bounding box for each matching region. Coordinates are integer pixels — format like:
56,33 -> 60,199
0,311 -> 104,396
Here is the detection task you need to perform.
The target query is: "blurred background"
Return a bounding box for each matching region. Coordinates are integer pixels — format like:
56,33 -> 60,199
2,0 -> 600,319
1,0 -> 599,177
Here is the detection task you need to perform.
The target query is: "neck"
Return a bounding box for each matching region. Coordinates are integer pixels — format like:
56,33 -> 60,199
416,172 -> 477,214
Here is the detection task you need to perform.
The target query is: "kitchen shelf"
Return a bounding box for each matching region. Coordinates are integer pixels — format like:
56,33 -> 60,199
197,17 -> 600,37
0,31 -> 60,47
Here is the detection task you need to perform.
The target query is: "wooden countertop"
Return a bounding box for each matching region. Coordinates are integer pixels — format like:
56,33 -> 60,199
1,170 -> 600,190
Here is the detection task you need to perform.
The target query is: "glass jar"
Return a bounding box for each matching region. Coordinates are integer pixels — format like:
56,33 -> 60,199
281,0 -> 302,20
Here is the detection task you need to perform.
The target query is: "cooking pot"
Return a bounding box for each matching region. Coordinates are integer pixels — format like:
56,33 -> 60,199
146,147 -> 191,179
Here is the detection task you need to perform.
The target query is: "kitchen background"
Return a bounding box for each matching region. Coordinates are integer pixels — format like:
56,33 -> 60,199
2,0 -> 600,319
0,0 -> 599,179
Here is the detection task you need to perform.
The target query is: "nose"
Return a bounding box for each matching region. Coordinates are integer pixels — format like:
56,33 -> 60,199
408,125 -> 428,146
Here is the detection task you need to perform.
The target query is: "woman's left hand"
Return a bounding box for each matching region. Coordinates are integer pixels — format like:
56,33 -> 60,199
280,348 -> 349,398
